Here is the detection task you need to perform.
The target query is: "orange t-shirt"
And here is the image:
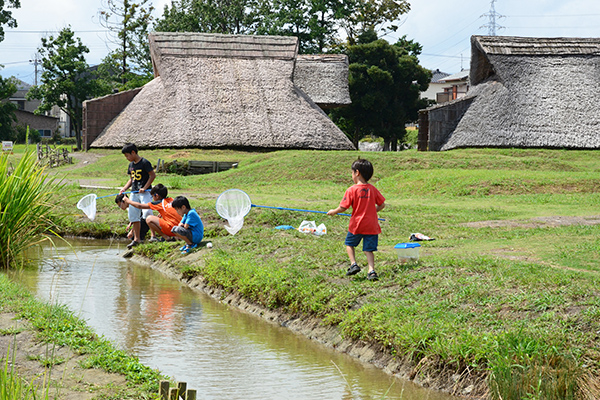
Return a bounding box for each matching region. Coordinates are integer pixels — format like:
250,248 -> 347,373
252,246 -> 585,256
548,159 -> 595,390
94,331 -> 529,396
340,183 -> 385,235
148,198 -> 181,227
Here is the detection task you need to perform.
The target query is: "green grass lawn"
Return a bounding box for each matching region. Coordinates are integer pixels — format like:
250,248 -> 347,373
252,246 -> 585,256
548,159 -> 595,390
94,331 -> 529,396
13,145 -> 600,399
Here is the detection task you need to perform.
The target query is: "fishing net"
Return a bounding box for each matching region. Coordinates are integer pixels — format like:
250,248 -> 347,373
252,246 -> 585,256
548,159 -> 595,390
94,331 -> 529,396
77,194 -> 98,221
215,189 -> 252,235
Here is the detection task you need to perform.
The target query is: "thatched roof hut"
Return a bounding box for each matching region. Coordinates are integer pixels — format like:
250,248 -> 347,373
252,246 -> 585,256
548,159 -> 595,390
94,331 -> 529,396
423,36 -> 600,151
87,32 -> 354,150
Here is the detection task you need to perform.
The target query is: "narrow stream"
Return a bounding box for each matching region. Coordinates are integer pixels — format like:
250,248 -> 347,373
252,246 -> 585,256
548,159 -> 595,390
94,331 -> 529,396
11,238 -> 458,400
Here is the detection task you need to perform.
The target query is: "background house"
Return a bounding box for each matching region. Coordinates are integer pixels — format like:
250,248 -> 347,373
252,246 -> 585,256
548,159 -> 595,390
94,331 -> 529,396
8,80 -> 60,138
420,69 -> 450,101
434,70 -> 469,103
419,36 -> 600,151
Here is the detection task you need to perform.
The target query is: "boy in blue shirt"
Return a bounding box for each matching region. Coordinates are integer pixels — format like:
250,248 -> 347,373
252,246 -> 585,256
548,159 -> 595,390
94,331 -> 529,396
171,196 -> 204,254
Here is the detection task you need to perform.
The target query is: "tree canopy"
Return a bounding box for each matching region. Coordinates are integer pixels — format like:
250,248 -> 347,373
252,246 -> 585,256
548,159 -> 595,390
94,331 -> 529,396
0,76 -> 17,141
97,0 -> 154,90
0,0 -> 20,141
27,27 -> 106,150
330,30 -> 431,150
154,0 -> 410,54
0,0 -> 19,42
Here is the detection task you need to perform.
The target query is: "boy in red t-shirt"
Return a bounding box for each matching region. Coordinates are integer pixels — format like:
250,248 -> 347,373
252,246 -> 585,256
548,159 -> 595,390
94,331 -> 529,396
328,159 -> 386,281
119,184 -> 181,242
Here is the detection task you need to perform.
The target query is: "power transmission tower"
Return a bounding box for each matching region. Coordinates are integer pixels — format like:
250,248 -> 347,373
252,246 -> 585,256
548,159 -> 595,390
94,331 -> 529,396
481,0 -> 505,36
29,53 -> 41,85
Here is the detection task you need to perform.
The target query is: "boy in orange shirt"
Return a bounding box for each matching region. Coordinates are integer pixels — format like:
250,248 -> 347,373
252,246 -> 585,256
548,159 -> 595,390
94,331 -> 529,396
117,184 -> 181,242
328,159 -> 386,281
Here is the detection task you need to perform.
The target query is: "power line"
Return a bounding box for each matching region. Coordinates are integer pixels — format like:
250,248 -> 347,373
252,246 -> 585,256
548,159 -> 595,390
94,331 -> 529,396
0,60 -> 29,65
508,14 -> 600,18
421,53 -> 463,59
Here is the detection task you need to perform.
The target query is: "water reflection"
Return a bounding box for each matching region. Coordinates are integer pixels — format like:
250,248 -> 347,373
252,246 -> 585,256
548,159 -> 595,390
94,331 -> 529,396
12,239 -> 457,400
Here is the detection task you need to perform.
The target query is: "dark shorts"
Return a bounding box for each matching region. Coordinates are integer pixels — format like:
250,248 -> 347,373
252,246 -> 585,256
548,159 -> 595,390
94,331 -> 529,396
171,225 -> 193,242
345,232 -> 378,252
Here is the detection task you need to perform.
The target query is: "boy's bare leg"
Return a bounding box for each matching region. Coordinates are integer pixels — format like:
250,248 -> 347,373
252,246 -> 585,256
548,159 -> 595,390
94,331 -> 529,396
132,221 -> 141,242
364,251 -> 375,273
346,246 -> 357,265
146,216 -> 166,238
173,233 -> 192,245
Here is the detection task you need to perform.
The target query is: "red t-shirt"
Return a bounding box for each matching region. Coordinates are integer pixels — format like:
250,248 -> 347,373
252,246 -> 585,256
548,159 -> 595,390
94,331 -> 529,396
148,198 -> 181,227
340,183 -> 385,235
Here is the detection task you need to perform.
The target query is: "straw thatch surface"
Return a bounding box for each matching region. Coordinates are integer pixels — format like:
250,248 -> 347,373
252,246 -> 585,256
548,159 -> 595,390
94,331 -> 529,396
294,54 -> 351,108
91,33 -> 353,150
429,36 -> 600,151
92,56 -> 353,149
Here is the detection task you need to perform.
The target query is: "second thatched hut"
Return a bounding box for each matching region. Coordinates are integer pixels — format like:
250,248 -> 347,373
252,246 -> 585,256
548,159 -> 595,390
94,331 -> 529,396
420,35 -> 600,151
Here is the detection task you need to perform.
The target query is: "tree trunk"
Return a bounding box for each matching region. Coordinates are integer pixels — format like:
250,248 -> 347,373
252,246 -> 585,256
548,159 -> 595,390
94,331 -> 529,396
352,127 -> 361,149
383,139 -> 391,151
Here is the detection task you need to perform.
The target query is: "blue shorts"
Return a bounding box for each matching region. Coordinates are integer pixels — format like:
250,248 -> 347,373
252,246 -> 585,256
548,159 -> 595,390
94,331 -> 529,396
345,232 -> 378,252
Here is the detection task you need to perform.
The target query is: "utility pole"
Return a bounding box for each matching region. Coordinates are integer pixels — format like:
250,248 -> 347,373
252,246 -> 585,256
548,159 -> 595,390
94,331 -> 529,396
29,53 -> 41,85
481,0 -> 505,36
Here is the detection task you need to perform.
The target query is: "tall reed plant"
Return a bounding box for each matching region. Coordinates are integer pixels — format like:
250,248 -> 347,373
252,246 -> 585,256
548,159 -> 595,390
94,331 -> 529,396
0,150 -> 62,268
0,341 -> 48,400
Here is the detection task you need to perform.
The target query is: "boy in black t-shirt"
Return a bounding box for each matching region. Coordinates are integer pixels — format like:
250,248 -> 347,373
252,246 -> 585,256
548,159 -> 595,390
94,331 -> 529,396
119,143 -> 156,248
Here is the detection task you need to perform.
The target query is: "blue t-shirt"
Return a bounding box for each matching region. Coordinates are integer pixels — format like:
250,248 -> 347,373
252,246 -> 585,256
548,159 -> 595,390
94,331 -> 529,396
182,209 -> 204,244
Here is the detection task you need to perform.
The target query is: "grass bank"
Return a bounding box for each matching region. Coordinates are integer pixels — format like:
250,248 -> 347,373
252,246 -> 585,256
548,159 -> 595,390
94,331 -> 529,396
23,146 -> 600,398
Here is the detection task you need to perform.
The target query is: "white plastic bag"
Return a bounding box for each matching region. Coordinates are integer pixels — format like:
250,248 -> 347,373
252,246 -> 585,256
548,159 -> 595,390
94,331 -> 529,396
298,221 -> 326,236
314,223 -> 327,236
298,220 -> 317,234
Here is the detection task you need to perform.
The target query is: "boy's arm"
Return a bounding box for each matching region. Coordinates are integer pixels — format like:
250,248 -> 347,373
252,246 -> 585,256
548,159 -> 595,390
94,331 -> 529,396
376,202 -> 385,212
327,206 -> 348,216
123,197 -> 151,209
140,170 -> 156,193
120,177 -> 132,194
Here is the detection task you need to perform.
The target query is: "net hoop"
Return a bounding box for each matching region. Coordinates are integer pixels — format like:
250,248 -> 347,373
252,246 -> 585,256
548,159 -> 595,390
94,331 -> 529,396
77,194 -> 98,221
215,189 -> 252,235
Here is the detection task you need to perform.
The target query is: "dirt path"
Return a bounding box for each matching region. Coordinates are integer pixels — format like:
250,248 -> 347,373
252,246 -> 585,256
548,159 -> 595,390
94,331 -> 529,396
0,313 -> 136,400
58,151 -> 120,189
463,215 -> 600,229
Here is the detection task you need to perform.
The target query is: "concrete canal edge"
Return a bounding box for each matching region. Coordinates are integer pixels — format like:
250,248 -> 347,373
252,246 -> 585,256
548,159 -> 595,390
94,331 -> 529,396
130,255 -> 485,399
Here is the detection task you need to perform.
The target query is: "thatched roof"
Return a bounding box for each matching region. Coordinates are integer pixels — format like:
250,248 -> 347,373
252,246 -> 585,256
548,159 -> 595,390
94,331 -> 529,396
430,35 -> 600,150
293,54 -> 351,108
90,32 -> 354,150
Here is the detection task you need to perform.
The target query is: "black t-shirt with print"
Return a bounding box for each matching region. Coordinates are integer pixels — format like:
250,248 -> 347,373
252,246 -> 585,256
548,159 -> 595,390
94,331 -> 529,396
128,157 -> 153,191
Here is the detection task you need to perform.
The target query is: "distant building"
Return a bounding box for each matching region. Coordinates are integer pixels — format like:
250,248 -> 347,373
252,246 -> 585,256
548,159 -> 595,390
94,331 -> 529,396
420,69 -> 450,101
13,109 -> 59,138
434,70 -> 469,103
8,80 -> 60,138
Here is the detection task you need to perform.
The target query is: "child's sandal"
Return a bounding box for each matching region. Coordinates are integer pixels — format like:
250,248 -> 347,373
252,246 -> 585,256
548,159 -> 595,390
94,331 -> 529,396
367,271 -> 379,281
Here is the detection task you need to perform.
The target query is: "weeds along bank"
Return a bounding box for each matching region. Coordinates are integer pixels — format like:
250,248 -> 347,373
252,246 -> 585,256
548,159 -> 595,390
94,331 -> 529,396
12,146 -> 600,399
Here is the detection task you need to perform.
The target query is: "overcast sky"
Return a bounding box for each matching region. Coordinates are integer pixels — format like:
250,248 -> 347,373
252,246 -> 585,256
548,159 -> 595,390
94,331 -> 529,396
1,0 -> 600,84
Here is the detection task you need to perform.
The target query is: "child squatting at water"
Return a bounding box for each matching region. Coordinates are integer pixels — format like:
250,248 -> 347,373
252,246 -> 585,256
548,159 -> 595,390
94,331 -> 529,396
171,196 -> 204,254
117,184 -> 181,242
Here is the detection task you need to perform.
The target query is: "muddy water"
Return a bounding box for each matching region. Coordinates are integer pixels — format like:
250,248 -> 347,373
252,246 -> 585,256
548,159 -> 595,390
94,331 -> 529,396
12,238 -> 458,400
